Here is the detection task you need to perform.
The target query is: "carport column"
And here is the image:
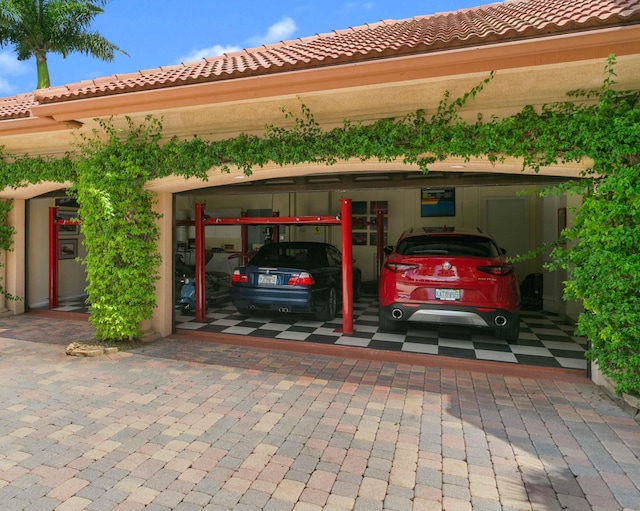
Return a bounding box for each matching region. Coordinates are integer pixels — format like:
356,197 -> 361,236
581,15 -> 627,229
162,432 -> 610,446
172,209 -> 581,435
0,199 -> 9,315
341,198 -> 353,334
0,250 -> 7,316
4,199 -> 26,314
149,191 -> 172,339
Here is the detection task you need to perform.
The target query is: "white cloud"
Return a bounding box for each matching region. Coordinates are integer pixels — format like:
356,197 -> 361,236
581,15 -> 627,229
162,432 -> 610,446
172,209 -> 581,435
247,17 -> 298,46
176,17 -> 298,65
178,44 -> 243,64
0,77 -> 13,95
0,51 -> 30,94
345,2 -> 374,12
0,51 -> 28,75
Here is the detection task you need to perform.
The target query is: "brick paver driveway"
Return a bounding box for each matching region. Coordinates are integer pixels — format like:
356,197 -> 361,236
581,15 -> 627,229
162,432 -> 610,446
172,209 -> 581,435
1,314 -> 639,510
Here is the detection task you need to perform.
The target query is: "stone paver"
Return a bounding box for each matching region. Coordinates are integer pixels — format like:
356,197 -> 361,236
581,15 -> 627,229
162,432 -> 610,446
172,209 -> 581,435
0,314 -> 639,510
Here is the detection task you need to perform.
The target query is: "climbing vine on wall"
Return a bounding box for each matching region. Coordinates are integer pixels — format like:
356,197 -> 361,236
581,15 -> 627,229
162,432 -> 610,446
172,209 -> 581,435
72,117 -> 164,341
0,199 -> 17,301
0,56 -> 637,393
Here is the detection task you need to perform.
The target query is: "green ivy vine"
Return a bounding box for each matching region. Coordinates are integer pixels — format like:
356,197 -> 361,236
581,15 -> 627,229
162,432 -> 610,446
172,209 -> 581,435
0,199 -> 18,302
71,117 -> 164,340
0,56 -> 637,393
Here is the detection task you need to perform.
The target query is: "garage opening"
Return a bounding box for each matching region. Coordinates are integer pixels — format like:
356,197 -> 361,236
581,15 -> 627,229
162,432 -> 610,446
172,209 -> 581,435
33,174 -> 587,373
172,178 -> 588,373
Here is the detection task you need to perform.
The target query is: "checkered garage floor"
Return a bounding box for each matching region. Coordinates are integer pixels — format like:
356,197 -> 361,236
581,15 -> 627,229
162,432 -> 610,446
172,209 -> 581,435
46,288 -> 588,371
172,286 -> 588,371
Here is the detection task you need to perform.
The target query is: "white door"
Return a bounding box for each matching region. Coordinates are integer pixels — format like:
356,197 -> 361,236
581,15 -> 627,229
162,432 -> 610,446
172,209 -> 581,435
541,196 -> 565,314
484,197 -> 530,283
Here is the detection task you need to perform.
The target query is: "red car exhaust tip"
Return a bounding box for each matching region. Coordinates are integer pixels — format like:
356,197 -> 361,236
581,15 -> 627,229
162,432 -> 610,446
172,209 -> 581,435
494,316 -> 507,327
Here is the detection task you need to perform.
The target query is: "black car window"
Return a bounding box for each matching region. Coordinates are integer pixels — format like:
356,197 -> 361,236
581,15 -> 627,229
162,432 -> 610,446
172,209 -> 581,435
250,244 -> 279,264
326,246 -> 342,267
397,235 -> 499,258
308,248 -> 328,267
293,251 -> 308,263
251,244 -> 328,267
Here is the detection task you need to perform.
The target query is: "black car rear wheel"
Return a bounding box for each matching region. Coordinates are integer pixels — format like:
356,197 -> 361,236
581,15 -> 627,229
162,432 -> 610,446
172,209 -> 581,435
316,287 -> 337,322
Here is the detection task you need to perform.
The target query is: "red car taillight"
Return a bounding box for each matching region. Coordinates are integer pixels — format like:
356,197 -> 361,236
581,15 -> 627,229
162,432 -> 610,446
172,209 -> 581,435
477,265 -> 514,277
287,272 -> 314,286
231,270 -> 248,283
384,262 -> 419,273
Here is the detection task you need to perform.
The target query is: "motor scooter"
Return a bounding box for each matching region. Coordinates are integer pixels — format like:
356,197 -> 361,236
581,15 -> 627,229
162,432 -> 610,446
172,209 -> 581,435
177,274 -> 221,313
177,276 -> 197,313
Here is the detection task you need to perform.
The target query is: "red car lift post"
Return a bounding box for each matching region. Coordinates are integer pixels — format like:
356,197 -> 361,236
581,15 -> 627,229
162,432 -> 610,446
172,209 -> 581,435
376,208 -> 385,279
272,212 -> 280,243
241,212 -> 249,264
195,203 -> 207,322
340,198 -> 353,332
49,207 -> 60,308
191,200 -> 354,334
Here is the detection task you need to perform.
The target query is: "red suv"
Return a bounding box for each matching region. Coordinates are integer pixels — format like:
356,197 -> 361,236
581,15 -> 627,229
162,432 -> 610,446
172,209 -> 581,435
378,227 -> 520,341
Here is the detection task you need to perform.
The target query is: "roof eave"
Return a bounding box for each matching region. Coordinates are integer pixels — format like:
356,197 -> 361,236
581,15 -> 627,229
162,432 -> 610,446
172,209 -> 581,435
0,116 -> 82,136
20,25 -> 640,129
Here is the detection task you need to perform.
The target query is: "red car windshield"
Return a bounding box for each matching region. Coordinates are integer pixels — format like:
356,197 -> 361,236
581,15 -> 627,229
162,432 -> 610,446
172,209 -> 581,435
395,235 -> 499,258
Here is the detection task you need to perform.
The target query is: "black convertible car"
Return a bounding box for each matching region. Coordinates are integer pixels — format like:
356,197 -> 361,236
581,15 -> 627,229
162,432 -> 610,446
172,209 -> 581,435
230,241 -> 362,321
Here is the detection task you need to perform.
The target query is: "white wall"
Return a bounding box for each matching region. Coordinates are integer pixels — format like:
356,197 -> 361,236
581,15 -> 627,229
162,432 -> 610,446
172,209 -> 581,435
328,185 -> 546,283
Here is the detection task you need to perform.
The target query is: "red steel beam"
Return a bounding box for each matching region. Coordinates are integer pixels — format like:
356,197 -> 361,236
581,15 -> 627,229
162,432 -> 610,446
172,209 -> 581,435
203,215 -> 341,226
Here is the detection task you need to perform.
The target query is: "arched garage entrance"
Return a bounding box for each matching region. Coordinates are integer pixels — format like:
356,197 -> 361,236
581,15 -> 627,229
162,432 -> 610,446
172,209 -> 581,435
27,175 -> 588,375
171,176 -> 588,373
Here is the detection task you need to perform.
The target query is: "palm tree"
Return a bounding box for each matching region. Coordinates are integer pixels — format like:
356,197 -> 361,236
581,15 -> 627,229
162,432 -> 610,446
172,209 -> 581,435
0,0 -> 127,89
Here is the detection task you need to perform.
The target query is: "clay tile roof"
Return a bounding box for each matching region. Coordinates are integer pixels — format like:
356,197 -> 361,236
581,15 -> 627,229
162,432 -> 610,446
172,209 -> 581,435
0,93 -> 37,121
14,0 -> 640,108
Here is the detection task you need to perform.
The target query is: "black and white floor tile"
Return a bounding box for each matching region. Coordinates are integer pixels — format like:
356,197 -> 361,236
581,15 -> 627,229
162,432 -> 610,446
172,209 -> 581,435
45,291 -> 589,371
174,289 -> 588,371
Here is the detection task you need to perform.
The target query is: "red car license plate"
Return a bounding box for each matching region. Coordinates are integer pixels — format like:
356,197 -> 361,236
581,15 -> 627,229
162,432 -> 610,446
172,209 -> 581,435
435,288 -> 460,301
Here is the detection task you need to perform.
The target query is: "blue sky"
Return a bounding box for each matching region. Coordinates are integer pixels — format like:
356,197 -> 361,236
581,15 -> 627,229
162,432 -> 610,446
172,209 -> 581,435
0,0 -> 489,96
